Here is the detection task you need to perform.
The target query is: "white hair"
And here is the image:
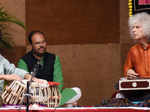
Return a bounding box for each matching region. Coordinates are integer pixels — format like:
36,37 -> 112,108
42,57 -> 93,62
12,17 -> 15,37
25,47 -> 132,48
129,12 -> 150,39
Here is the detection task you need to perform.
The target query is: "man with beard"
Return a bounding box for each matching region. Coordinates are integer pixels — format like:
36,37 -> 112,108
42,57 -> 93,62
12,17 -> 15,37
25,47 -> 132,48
17,31 -> 81,106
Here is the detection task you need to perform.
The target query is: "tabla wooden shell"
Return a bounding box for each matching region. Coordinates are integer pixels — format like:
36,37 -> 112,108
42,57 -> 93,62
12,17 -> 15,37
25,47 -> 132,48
1,81 -> 26,105
1,80 -> 61,107
30,82 -> 61,107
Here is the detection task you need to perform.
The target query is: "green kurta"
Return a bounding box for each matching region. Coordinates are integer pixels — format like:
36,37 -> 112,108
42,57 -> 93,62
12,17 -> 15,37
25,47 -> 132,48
17,55 -> 76,106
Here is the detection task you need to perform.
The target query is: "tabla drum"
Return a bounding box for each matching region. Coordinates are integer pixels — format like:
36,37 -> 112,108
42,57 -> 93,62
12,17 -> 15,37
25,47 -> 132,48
30,81 -> 61,107
1,80 -> 26,104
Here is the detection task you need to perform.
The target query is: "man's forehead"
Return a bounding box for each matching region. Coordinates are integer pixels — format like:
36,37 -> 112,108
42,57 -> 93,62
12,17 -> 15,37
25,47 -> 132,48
33,33 -> 44,37
32,33 -> 45,40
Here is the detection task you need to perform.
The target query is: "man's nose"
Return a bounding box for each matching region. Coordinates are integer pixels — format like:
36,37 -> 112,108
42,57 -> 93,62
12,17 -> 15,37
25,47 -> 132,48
132,27 -> 136,33
39,42 -> 45,46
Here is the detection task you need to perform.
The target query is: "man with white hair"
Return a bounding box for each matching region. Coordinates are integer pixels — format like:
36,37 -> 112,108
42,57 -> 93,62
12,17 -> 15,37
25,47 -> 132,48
123,12 -> 150,101
124,12 -> 150,78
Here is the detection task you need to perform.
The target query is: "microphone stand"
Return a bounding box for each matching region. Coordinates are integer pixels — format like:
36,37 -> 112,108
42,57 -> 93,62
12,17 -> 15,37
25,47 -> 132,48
26,81 -> 30,112
26,61 -> 40,112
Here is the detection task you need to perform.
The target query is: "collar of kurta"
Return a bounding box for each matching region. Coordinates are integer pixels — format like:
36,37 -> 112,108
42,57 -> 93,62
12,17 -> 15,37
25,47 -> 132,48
138,43 -> 150,50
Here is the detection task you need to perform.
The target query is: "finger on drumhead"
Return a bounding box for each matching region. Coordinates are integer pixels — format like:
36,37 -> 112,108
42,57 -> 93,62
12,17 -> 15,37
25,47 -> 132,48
135,73 -> 139,76
128,74 -> 137,77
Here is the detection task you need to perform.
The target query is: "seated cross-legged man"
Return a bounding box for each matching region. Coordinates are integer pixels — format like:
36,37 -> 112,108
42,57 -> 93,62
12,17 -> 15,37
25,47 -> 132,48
17,31 -> 81,106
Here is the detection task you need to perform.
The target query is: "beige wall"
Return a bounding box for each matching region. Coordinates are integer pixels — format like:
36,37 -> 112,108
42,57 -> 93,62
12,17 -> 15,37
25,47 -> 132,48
0,0 -> 130,106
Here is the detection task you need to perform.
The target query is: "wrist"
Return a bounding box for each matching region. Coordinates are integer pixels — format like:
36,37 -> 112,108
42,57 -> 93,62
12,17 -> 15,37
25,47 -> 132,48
24,74 -> 32,80
127,69 -> 133,72
127,69 -> 134,74
0,75 -> 7,80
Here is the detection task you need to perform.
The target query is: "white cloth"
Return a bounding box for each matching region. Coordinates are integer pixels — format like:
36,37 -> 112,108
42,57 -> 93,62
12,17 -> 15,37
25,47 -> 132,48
115,93 -> 125,99
66,87 -> 82,104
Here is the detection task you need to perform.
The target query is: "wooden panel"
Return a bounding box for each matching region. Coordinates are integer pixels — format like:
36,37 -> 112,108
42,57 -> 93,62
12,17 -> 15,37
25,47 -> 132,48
45,44 -> 121,106
26,0 -> 119,44
0,47 -> 26,65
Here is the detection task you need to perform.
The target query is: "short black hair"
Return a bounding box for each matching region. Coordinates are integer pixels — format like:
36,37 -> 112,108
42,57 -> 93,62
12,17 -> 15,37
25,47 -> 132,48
28,30 -> 45,44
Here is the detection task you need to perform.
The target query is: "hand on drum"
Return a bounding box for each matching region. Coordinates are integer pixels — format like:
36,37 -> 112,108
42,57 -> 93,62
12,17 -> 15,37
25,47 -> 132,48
127,69 -> 139,79
24,74 -> 48,84
32,77 -> 48,84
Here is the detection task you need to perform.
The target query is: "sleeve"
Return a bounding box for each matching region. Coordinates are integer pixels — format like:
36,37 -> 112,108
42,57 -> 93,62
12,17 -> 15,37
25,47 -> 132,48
0,55 -> 28,78
53,56 -> 64,91
17,59 -> 29,72
124,50 -> 133,76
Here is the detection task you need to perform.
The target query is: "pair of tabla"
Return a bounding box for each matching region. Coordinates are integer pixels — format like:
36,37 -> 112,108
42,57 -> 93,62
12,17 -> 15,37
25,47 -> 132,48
1,80 -> 61,107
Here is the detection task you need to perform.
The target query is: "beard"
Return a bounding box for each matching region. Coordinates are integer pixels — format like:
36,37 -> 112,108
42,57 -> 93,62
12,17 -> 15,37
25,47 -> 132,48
32,48 -> 46,57
34,52 -> 44,57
